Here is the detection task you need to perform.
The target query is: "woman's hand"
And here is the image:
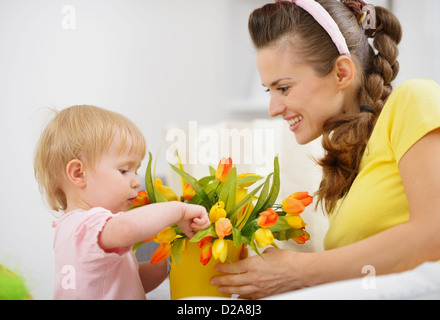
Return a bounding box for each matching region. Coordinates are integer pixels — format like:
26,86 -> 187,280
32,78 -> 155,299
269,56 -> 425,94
210,247 -> 309,299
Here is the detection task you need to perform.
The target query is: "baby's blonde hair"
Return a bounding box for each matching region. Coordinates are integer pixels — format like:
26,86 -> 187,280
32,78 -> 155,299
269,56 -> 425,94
34,105 -> 146,211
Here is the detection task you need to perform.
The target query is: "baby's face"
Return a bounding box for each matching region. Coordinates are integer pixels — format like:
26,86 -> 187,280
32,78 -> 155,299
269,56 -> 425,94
83,133 -> 143,213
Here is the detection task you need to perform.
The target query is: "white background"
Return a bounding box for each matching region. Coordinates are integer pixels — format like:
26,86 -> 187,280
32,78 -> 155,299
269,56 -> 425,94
0,0 -> 439,299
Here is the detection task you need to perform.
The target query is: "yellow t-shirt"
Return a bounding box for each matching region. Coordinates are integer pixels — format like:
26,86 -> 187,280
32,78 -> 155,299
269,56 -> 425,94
324,79 -> 440,250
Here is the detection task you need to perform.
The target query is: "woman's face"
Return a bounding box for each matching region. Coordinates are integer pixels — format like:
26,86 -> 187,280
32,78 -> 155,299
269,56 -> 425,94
257,45 -> 348,145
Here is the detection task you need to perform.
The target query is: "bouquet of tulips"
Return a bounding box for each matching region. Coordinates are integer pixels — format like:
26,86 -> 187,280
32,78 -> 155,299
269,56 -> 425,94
131,153 -> 312,266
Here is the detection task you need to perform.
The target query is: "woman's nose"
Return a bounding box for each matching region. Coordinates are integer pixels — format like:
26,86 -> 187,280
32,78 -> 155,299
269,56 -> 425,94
268,95 -> 286,118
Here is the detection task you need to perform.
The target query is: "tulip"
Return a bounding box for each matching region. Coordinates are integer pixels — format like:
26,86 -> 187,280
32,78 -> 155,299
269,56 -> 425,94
155,177 -> 179,201
215,157 -> 233,183
197,236 -> 214,248
150,242 -> 172,264
130,190 -> 150,208
154,226 -> 176,244
209,201 -> 227,223
291,192 -> 313,206
257,208 -> 278,228
182,182 -> 195,201
215,218 -> 232,239
282,192 -> 313,215
292,230 -> 310,244
200,241 -> 213,266
284,215 -> 307,230
212,238 -> 228,262
254,228 -> 274,248
282,198 -> 305,215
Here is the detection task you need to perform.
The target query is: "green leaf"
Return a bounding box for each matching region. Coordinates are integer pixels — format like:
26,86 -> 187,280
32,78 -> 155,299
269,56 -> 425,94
249,235 -> 263,259
189,224 -> 217,242
250,173 -> 273,219
169,163 -> 212,209
209,166 -> 216,177
228,183 -> 264,225
235,198 -> 253,231
241,219 -> 259,240
218,167 -> 237,213
145,152 -> 157,203
237,175 -> 264,187
232,227 -> 242,248
268,217 -> 291,233
272,229 -> 306,241
154,188 -> 169,203
170,238 -> 186,266
248,155 -> 280,222
265,155 -> 281,209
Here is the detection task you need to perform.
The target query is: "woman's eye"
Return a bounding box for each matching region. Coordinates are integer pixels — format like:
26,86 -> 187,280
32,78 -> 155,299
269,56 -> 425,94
278,87 -> 290,94
119,169 -> 128,174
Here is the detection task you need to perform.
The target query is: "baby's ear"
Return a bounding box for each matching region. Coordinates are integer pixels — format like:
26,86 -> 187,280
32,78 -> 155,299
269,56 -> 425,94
65,159 -> 87,188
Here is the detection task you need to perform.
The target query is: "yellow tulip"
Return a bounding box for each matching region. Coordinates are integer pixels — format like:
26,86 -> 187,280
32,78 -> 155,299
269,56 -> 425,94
155,177 -> 179,201
212,239 -> 228,262
284,215 -> 307,230
154,226 -> 177,243
254,228 -> 274,248
209,201 -> 227,223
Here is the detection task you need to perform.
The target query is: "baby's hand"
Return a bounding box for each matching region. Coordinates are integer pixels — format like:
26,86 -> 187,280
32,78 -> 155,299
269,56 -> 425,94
178,203 -> 210,239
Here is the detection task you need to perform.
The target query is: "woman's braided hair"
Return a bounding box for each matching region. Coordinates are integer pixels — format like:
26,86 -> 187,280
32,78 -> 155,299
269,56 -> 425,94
249,0 -> 402,213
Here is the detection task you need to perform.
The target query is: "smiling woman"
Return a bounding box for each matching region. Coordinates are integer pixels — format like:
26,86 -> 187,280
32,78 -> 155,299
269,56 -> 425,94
210,0 -> 440,299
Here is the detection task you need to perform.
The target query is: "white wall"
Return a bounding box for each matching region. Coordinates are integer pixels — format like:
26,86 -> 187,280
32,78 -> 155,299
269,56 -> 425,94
0,0 -> 439,299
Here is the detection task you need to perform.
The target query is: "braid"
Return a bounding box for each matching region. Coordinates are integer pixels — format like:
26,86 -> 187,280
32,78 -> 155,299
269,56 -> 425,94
315,1 -> 402,214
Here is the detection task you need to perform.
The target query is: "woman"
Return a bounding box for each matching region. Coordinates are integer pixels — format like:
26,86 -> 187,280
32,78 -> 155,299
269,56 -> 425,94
210,0 -> 440,299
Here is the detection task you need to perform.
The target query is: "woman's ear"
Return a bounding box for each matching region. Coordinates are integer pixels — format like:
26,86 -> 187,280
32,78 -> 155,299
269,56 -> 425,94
333,55 -> 356,89
65,159 -> 87,188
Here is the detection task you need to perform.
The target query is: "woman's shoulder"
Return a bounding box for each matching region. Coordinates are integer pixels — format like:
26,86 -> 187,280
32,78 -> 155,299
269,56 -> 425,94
391,79 -> 440,101
383,79 -> 440,116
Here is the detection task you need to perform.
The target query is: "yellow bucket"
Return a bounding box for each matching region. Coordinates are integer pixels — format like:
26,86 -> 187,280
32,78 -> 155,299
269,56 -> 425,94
169,240 -> 244,300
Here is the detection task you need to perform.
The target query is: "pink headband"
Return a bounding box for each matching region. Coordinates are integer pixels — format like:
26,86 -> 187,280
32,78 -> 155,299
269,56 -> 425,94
275,0 -> 351,57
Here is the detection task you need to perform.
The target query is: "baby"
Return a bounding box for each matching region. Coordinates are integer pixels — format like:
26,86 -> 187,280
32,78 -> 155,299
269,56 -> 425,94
34,105 -> 210,299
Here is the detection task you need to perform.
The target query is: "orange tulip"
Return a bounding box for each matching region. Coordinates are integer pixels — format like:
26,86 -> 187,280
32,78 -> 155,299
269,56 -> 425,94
254,228 -> 274,248
182,182 -> 195,201
130,190 -> 150,208
197,236 -> 214,248
150,242 -> 172,264
200,241 -> 213,266
282,192 -> 313,215
215,218 -> 232,239
290,192 -> 313,206
292,230 -> 310,244
215,157 -> 233,183
257,208 -> 278,228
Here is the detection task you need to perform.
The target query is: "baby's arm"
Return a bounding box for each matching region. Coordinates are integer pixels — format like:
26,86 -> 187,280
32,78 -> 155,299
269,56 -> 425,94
98,201 -> 209,251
